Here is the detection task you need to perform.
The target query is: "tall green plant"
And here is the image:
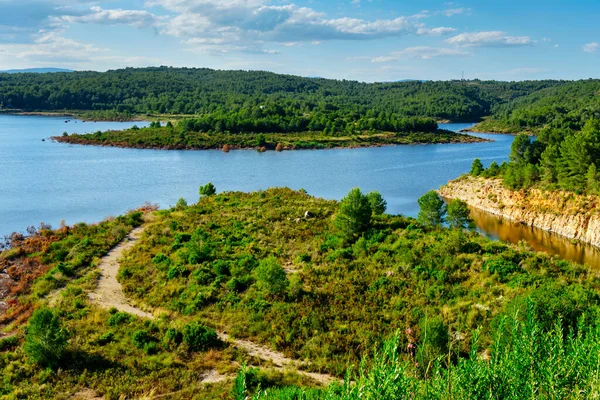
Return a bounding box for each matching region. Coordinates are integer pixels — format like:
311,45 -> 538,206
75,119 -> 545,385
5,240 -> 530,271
24,308 -> 69,368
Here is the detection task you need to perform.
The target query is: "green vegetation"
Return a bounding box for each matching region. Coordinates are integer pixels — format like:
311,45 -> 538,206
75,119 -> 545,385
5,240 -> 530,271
244,308 -> 600,399
53,124 -> 482,150
119,188 -> 600,379
471,80 -> 600,134
417,190 -> 447,227
0,67 -> 563,121
23,308 -> 68,369
471,118 -> 600,194
3,187 -> 600,398
199,182 -> 217,197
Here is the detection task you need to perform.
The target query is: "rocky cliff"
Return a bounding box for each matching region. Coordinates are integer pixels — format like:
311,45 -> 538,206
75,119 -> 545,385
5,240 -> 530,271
440,176 -> 600,248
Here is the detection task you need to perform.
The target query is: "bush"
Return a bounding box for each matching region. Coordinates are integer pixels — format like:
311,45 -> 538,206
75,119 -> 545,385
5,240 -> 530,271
107,311 -> 133,326
417,190 -> 446,227
24,308 -> 69,368
334,188 -> 372,241
483,257 -> 520,281
96,331 -> 115,345
254,257 -> 288,296
446,199 -> 473,229
366,191 -> 387,215
0,336 -> 19,352
182,322 -> 219,352
175,197 -> 188,210
199,182 -> 217,197
470,158 -> 484,176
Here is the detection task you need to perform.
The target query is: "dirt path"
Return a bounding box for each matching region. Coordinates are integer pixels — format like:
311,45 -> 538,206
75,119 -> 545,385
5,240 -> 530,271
88,226 -> 152,318
219,332 -> 338,385
87,225 -> 339,386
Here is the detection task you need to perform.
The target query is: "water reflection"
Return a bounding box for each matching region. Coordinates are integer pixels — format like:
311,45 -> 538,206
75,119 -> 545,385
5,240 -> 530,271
470,207 -> 600,269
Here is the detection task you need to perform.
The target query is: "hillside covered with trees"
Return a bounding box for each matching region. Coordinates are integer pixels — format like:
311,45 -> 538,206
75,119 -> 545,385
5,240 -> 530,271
470,79 -> 600,134
0,67 -> 562,122
469,118 -> 600,194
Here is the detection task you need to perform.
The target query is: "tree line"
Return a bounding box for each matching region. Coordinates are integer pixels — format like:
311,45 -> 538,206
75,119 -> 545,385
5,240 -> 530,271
470,118 -> 600,194
0,67 -> 565,122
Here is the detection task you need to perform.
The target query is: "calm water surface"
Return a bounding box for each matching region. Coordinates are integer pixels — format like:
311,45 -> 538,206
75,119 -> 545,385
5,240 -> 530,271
2,115 -> 599,267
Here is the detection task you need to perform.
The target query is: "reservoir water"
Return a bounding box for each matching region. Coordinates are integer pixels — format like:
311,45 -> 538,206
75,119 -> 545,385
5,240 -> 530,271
2,115 -> 599,267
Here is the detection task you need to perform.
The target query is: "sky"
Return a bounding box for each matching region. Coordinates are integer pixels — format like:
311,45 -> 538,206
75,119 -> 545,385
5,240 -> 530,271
0,0 -> 598,81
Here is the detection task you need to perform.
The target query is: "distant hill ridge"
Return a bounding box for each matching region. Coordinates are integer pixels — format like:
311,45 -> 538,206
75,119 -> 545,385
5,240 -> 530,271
1,68 -> 73,74
0,66 -> 570,122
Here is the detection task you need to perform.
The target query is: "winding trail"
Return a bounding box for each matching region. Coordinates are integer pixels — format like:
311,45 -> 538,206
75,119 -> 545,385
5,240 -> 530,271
88,226 -> 152,318
87,225 -> 339,386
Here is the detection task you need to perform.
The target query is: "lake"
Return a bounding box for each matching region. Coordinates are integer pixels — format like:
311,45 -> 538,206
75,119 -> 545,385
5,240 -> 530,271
2,115 -> 599,268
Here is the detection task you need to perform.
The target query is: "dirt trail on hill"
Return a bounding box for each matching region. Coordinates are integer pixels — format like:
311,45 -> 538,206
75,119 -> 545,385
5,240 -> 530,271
87,225 -> 339,386
88,226 -> 152,318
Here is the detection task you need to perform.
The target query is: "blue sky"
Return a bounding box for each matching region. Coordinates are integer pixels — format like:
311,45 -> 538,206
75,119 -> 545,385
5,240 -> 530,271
0,0 -> 598,81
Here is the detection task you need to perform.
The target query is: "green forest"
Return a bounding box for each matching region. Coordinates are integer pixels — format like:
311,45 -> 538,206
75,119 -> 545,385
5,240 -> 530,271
3,188 -> 600,398
2,67 -> 598,136
470,118 -> 600,194
471,80 -> 600,134
0,67 -> 562,121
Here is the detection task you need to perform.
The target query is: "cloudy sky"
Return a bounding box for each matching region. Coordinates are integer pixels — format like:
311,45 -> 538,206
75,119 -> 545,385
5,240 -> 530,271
0,0 -> 598,81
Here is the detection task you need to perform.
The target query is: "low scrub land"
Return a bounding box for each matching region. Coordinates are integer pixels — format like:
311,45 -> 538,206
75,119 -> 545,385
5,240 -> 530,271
2,188 -> 600,398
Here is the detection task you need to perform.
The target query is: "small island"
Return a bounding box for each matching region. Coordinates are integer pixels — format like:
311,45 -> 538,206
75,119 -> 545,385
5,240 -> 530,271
53,118 -> 486,151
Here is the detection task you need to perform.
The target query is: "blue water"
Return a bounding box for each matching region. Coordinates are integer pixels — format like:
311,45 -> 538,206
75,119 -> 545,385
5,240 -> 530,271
0,116 -> 513,237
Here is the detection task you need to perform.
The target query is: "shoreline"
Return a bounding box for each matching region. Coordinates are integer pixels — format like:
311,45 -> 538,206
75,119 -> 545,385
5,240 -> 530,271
440,176 -> 600,248
0,110 -> 150,122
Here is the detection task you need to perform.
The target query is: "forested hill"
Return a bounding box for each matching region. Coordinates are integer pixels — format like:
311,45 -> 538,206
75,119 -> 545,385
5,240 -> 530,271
472,79 -> 600,133
0,66 -> 562,122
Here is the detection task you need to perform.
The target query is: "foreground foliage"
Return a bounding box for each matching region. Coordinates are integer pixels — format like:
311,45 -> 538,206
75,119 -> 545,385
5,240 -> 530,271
248,308 -> 600,399
3,188 -> 600,398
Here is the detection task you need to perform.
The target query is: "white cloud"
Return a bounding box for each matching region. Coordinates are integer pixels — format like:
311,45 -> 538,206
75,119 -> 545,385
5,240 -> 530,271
57,6 -> 161,28
447,31 -> 532,47
583,42 -> 599,53
371,56 -> 397,63
370,46 -> 470,62
440,8 -> 471,17
148,0 -> 458,54
417,27 -> 456,36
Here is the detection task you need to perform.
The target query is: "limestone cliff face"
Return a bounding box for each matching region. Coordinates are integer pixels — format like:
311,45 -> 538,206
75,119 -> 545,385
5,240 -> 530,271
440,176 -> 600,248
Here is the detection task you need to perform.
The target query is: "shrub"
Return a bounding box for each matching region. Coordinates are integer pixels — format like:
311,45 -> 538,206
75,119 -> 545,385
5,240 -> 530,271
96,331 -> 115,345
182,322 -> 219,352
175,197 -> 188,210
470,158 -> 484,176
366,191 -> 387,215
483,257 -> 520,281
334,188 -> 372,241
0,336 -> 19,352
446,199 -> 473,229
254,257 -> 288,296
417,190 -> 446,227
199,182 -> 217,197
164,328 -> 183,349
24,308 -> 69,368
167,264 -> 187,280
107,311 -> 133,326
